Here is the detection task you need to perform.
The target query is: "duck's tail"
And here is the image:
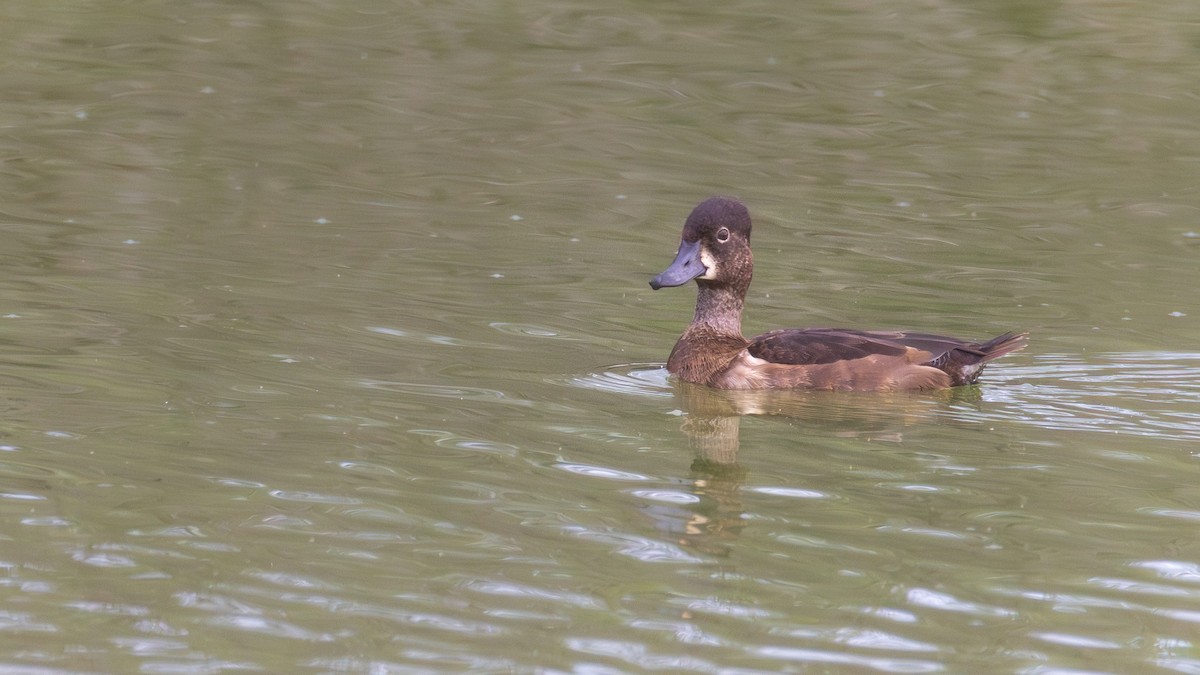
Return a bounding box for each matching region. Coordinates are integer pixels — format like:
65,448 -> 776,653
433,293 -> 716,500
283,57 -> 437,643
977,331 -> 1029,362
956,331 -> 1028,384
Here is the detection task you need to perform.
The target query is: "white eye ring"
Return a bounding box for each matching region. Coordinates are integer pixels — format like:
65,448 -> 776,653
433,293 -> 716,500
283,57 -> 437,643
716,228 -> 730,243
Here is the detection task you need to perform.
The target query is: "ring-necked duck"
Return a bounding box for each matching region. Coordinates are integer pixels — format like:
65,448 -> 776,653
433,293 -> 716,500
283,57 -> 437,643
649,196 -> 1027,391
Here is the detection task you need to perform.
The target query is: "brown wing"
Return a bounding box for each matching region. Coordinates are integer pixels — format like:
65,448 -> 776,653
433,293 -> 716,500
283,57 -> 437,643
747,328 -> 1027,387
747,328 -> 917,365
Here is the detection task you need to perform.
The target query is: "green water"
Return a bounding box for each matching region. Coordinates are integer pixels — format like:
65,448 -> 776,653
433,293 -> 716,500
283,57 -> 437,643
2,1 -> 1200,671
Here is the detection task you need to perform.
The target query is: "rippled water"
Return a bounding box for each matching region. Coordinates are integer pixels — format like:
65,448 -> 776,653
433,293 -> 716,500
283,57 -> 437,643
979,352 -> 1200,441
588,349 -> 1200,443
3,0 -> 1200,672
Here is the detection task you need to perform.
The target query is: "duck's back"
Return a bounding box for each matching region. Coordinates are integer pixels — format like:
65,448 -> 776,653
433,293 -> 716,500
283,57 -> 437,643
735,328 -> 1027,390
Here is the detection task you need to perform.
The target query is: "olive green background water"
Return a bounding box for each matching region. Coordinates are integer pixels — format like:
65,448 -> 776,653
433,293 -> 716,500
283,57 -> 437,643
3,1 -> 1200,672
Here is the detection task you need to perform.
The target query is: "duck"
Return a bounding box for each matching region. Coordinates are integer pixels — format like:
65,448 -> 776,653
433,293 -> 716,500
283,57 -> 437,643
649,196 -> 1027,391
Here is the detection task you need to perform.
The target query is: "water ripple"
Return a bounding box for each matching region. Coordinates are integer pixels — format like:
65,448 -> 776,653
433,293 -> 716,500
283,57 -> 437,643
1130,560 -> 1200,583
905,587 -> 1018,618
553,463 -> 651,481
462,579 -> 604,610
565,363 -> 673,397
565,638 -> 717,671
628,489 -> 701,505
575,355 -> 1200,446
958,352 -> 1200,441
359,380 -> 516,403
751,646 -> 943,673
750,486 -> 831,500
562,526 -> 705,563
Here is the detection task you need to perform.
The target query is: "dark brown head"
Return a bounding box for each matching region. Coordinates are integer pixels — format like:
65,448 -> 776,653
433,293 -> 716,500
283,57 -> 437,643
649,196 -> 754,293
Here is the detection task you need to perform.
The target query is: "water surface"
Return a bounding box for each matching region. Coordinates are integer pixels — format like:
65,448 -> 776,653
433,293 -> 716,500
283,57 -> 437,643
2,1 -> 1200,672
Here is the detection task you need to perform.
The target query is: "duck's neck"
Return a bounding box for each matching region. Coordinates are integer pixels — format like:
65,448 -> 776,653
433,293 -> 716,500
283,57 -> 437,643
689,282 -> 745,337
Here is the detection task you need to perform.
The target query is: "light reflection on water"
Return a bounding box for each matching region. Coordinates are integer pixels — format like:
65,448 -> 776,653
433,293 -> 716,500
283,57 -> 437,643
970,352 -> 1200,441
568,363 -> 674,398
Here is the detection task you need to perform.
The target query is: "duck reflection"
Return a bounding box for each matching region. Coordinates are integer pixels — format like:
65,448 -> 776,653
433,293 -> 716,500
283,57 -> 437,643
664,380 -> 986,555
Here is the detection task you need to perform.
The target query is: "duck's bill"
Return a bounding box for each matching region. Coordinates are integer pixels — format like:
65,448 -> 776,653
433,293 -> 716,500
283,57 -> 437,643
649,239 -> 705,289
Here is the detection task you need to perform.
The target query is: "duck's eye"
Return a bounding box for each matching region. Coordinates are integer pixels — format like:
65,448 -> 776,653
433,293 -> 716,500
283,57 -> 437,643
716,227 -> 730,243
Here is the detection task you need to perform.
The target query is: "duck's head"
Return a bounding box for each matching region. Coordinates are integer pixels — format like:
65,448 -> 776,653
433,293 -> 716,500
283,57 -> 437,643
649,196 -> 753,292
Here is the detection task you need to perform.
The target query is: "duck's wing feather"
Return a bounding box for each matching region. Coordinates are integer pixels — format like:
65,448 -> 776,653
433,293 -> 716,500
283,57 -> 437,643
746,328 -> 917,365
746,327 -> 1006,365
747,327 -> 1027,366
729,328 -> 1026,390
